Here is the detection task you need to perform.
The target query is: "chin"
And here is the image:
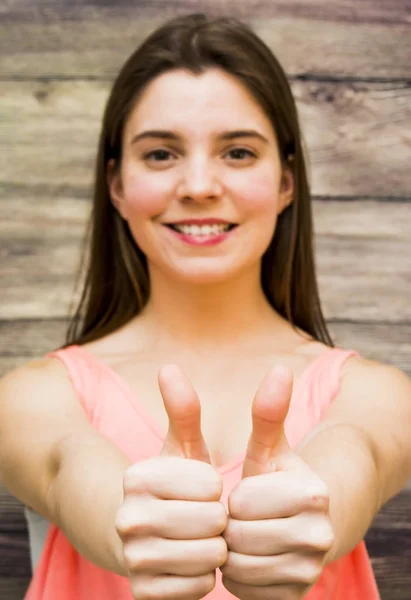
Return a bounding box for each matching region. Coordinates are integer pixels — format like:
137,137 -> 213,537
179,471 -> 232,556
167,261 -> 250,286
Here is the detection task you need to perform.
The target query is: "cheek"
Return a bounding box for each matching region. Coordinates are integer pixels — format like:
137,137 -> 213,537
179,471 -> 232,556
232,171 -> 279,216
122,171 -> 169,218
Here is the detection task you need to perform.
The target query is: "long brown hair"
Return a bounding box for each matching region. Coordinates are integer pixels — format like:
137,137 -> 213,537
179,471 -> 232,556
66,13 -> 333,347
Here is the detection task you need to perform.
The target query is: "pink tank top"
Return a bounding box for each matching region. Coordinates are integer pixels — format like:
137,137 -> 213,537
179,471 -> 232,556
25,345 -> 380,600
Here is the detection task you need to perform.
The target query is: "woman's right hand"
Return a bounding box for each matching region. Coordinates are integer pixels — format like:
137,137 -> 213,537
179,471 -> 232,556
115,364 -> 228,600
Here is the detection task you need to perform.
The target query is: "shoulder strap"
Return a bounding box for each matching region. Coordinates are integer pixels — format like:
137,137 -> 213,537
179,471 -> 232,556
308,348 -> 360,420
46,345 -> 101,424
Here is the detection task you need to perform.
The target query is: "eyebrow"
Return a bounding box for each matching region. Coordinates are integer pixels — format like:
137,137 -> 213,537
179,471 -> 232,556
130,129 -> 270,145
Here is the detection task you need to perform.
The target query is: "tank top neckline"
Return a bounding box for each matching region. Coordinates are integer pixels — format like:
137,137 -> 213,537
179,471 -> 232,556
64,343 -> 342,475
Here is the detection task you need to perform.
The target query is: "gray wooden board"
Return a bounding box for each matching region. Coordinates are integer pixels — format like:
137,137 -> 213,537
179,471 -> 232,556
0,318 -> 410,378
2,80 -> 411,196
1,0 -> 411,80
1,193 -> 410,321
0,579 -> 30,600
1,2 -> 411,596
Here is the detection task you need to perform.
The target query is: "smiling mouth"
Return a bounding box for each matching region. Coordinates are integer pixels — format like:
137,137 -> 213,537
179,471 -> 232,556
165,223 -> 237,235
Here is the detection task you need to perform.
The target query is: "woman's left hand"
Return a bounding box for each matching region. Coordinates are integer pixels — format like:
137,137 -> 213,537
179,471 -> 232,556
221,365 -> 335,600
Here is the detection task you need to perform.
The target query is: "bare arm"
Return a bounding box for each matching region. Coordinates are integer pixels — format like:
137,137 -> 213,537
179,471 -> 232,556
0,358 -> 130,576
295,357 -> 411,563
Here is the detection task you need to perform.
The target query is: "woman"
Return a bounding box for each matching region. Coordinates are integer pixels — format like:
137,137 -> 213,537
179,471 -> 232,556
1,12 -> 410,600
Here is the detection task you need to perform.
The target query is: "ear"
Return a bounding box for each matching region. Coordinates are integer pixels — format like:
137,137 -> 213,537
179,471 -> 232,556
278,167 -> 294,214
106,159 -> 128,220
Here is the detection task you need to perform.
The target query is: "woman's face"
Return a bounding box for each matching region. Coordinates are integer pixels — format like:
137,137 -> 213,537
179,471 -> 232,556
108,67 -> 293,284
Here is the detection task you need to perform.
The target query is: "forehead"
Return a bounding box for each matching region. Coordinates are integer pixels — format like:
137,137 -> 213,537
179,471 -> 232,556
125,68 -> 275,140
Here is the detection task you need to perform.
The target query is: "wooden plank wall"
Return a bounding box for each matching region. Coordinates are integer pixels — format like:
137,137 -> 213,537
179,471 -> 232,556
1,1 -> 410,598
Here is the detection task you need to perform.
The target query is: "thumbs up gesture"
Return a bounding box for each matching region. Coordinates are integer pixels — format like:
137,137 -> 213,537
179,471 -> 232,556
115,365 -> 227,600
221,365 -> 335,600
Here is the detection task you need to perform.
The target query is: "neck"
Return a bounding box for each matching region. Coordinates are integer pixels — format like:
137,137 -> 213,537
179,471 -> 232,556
136,264 -> 291,353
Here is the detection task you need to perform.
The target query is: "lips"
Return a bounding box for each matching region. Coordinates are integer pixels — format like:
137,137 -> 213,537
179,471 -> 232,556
166,223 -> 237,232
164,218 -> 236,226
164,221 -> 238,246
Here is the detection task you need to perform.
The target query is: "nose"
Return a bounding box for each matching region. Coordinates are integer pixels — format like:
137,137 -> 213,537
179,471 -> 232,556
177,156 -> 223,204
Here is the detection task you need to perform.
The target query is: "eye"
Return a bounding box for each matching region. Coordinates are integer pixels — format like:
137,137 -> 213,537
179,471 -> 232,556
143,149 -> 176,162
225,147 -> 257,161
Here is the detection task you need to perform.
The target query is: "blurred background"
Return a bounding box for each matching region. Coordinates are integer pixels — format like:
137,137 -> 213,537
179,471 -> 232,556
0,0 -> 410,598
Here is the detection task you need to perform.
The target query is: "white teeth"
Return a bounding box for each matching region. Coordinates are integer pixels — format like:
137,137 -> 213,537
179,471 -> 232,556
173,223 -> 231,235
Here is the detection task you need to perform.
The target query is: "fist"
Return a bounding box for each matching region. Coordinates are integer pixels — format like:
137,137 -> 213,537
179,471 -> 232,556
115,365 -> 228,600
221,365 -> 334,600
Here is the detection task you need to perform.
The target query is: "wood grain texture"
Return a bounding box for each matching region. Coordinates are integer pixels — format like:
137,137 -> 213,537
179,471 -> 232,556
3,0 -> 410,23
0,578 -> 30,600
1,191 -> 410,321
1,1 -> 411,598
2,79 -> 411,196
367,492 -> 411,599
1,0 -> 411,79
1,318 -> 411,377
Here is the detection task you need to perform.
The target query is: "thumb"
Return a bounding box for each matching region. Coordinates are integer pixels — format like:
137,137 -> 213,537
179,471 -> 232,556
242,364 -> 293,479
158,364 -> 211,464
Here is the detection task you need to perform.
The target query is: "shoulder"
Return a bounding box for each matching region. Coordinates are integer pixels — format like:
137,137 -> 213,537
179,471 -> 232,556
327,355 -> 411,501
0,356 -> 94,474
0,358 -> 95,516
300,336 -> 411,400
0,356 -> 82,423
325,355 -> 411,448
1,355 -> 72,394
339,355 -> 411,399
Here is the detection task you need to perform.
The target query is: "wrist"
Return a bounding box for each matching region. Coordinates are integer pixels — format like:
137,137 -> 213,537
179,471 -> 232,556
297,422 -> 380,564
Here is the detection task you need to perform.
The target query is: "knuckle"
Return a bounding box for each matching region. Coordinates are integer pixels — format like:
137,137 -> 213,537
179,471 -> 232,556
123,463 -> 148,494
115,503 -> 152,538
122,545 -> 135,570
312,524 -> 335,551
115,503 -> 137,537
130,574 -> 215,600
222,519 -> 241,550
130,582 -> 145,600
212,537 -> 228,568
122,544 -> 137,570
227,483 -> 248,518
206,468 -> 224,498
300,558 -> 323,585
114,507 -> 127,534
213,502 -> 228,533
123,544 -> 151,572
141,588 -> 160,600
222,522 -> 233,547
130,580 -> 155,600
227,492 -> 238,517
298,516 -> 335,552
115,514 -> 130,537
198,572 -> 216,598
134,515 -> 152,536
305,482 -> 330,510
